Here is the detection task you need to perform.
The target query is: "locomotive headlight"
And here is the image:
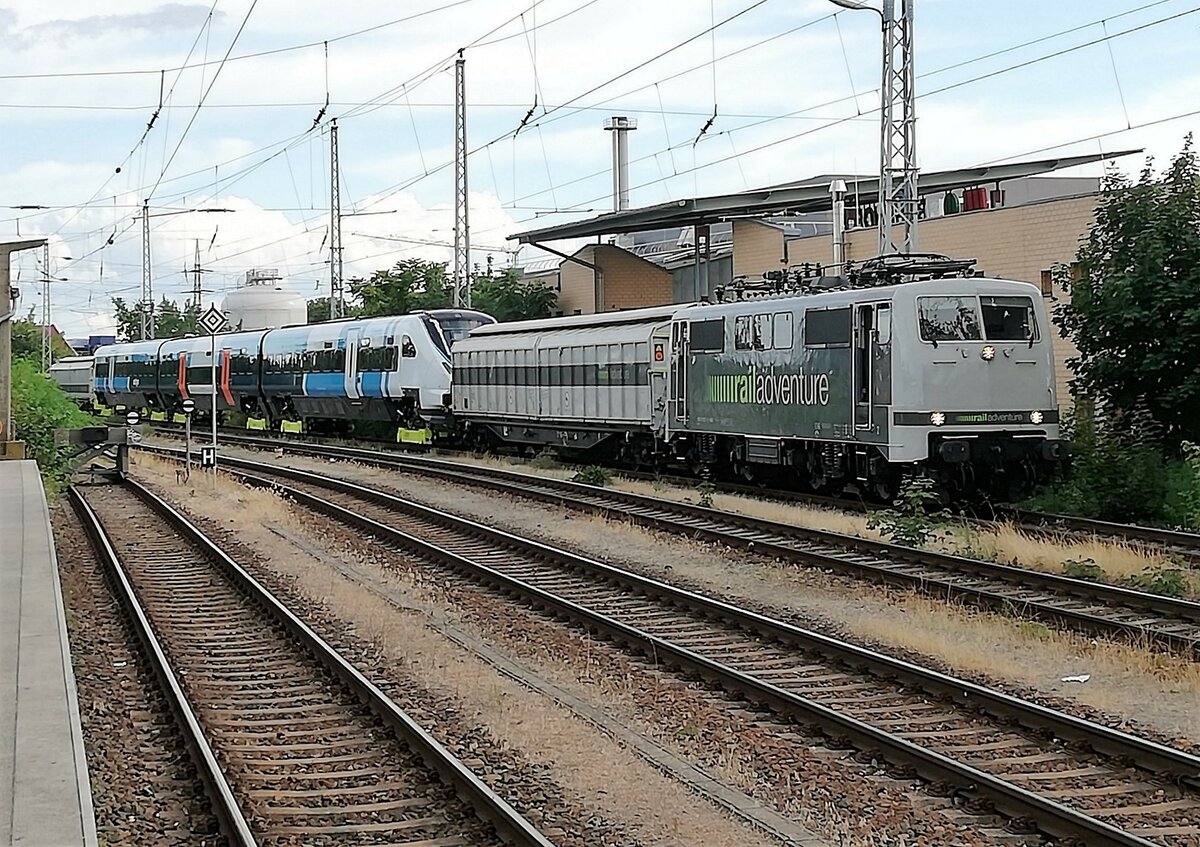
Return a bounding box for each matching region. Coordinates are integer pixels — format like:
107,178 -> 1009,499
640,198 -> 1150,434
1030,410 -> 1044,425
981,345 -> 996,361
930,411 -> 946,427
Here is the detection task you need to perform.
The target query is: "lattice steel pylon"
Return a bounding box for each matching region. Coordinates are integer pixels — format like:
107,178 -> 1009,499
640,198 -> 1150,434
452,50 -> 470,308
141,198 -> 153,340
878,0 -> 918,254
329,119 -> 345,320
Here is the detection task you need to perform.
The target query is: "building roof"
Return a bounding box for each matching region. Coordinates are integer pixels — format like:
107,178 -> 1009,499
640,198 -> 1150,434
511,151 -> 1138,244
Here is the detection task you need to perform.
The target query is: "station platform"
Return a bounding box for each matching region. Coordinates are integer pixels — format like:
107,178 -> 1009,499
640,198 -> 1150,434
0,461 -> 97,846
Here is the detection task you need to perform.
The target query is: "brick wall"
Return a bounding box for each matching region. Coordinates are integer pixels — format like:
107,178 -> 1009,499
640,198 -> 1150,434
556,243 -> 674,314
558,245 -> 599,314
595,244 -> 673,311
732,220 -> 785,277
733,194 -> 1098,405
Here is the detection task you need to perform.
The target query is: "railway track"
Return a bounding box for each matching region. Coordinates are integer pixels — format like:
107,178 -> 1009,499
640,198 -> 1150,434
150,450 -> 1200,846
69,478 -> 553,847
143,436 -> 1200,658
145,423 -> 1200,557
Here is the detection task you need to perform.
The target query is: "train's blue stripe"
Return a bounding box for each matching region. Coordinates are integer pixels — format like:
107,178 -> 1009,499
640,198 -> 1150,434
302,373 -> 345,397
357,371 -> 385,398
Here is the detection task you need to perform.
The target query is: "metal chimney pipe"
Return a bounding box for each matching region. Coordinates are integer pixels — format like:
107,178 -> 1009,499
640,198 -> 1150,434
604,116 -> 638,212
829,178 -> 848,274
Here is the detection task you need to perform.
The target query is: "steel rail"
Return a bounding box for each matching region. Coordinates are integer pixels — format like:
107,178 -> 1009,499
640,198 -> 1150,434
186,454 -> 1199,847
72,478 -> 555,847
143,436 -> 1200,657
147,423 -> 1200,555
69,486 -> 259,847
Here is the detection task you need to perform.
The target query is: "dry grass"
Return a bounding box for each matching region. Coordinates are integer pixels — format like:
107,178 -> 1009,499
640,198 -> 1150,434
159,448 -> 1200,741
941,522 -> 1177,581
437,452 -> 1179,589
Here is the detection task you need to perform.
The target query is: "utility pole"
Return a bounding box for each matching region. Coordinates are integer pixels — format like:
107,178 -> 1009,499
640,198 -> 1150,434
878,0 -> 918,254
41,242 -> 50,371
452,49 -> 470,308
0,239 -> 46,455
141,198 -> 153,339
329,119 -> 344,320
190,240 -> 203,309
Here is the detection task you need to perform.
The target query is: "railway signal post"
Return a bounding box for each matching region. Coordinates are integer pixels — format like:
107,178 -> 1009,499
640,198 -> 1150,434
198,305 -> 227,471
181,398 -> 196,480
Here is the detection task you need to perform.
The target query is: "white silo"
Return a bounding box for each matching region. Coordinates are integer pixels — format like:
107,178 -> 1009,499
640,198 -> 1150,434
222,269 -> 307,330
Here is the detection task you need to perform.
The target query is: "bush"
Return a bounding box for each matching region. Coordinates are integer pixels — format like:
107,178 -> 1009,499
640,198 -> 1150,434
571,465 -> 611,486
11,358 -> 92,492
1025,412 -> 1200,528
696,481 -> 716,508
867,477 -> 945,547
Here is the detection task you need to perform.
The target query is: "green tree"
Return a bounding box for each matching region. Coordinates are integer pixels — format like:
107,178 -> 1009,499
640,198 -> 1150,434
307,297 -> 337,323
1054,137 -> 1200,446
111,296 -> 199,341
471,268 -> 557,322
349,259 -> 451,317
10,309 -> 75,367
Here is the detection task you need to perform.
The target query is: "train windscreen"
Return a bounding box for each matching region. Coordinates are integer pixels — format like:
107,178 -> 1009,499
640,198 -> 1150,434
424,309 -> 496,355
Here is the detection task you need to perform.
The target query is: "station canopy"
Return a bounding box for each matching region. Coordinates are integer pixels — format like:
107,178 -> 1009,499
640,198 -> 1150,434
510,151 -> 1138,244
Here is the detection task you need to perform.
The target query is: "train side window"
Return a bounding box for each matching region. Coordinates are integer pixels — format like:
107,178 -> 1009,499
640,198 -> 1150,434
804,308 -> 851,347
752,313 -> 772,350
772,313 -> 793,349
734,315 -> 753,350
875,305 -> 892,344
401,335 -> 417,358
918,296 -> 983,342
689,318 -> 725,353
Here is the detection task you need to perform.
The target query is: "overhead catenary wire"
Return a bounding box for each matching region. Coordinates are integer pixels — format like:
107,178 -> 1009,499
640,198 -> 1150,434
148,0 -> 259,199
30,0 -> 1200,318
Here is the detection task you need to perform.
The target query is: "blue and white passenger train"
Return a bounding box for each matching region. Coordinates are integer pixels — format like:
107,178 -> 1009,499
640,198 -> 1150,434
90,309 -> 494,433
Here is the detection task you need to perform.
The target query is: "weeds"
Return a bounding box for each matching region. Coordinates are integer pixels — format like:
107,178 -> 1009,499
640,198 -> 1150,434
527,448 -> 560,471
1061,558 -> 1105,581
572,465 -> 612,487
1124,566 -> 1192,598
867,477 -> 945,547
1017,620 -> 1053,641
696,481 -> 716,508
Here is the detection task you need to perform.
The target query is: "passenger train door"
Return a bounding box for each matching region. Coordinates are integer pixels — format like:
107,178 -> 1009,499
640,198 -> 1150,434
344,328 -> 361,400
669,320 -> 688,425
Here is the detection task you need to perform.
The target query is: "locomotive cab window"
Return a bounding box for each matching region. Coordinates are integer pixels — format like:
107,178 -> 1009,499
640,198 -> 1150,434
401,335 -> 417,358
689,318 -> 724,353
918,296 -> 983,342
981,295 -> 1039,341
804,308 -> 850,347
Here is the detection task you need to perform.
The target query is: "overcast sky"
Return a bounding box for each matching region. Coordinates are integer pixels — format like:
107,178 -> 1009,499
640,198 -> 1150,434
2,0 -> 1197,336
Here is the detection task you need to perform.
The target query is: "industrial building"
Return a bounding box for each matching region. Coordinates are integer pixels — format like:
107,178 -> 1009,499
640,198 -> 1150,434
514,157 -> 1124,407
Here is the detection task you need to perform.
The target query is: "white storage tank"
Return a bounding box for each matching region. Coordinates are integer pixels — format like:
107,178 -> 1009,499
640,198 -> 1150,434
222,269 -> 307,330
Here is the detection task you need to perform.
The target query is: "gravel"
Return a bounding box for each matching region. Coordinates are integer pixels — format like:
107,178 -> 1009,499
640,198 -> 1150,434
52,499 -> 224,847
132,451 -> 1049,847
